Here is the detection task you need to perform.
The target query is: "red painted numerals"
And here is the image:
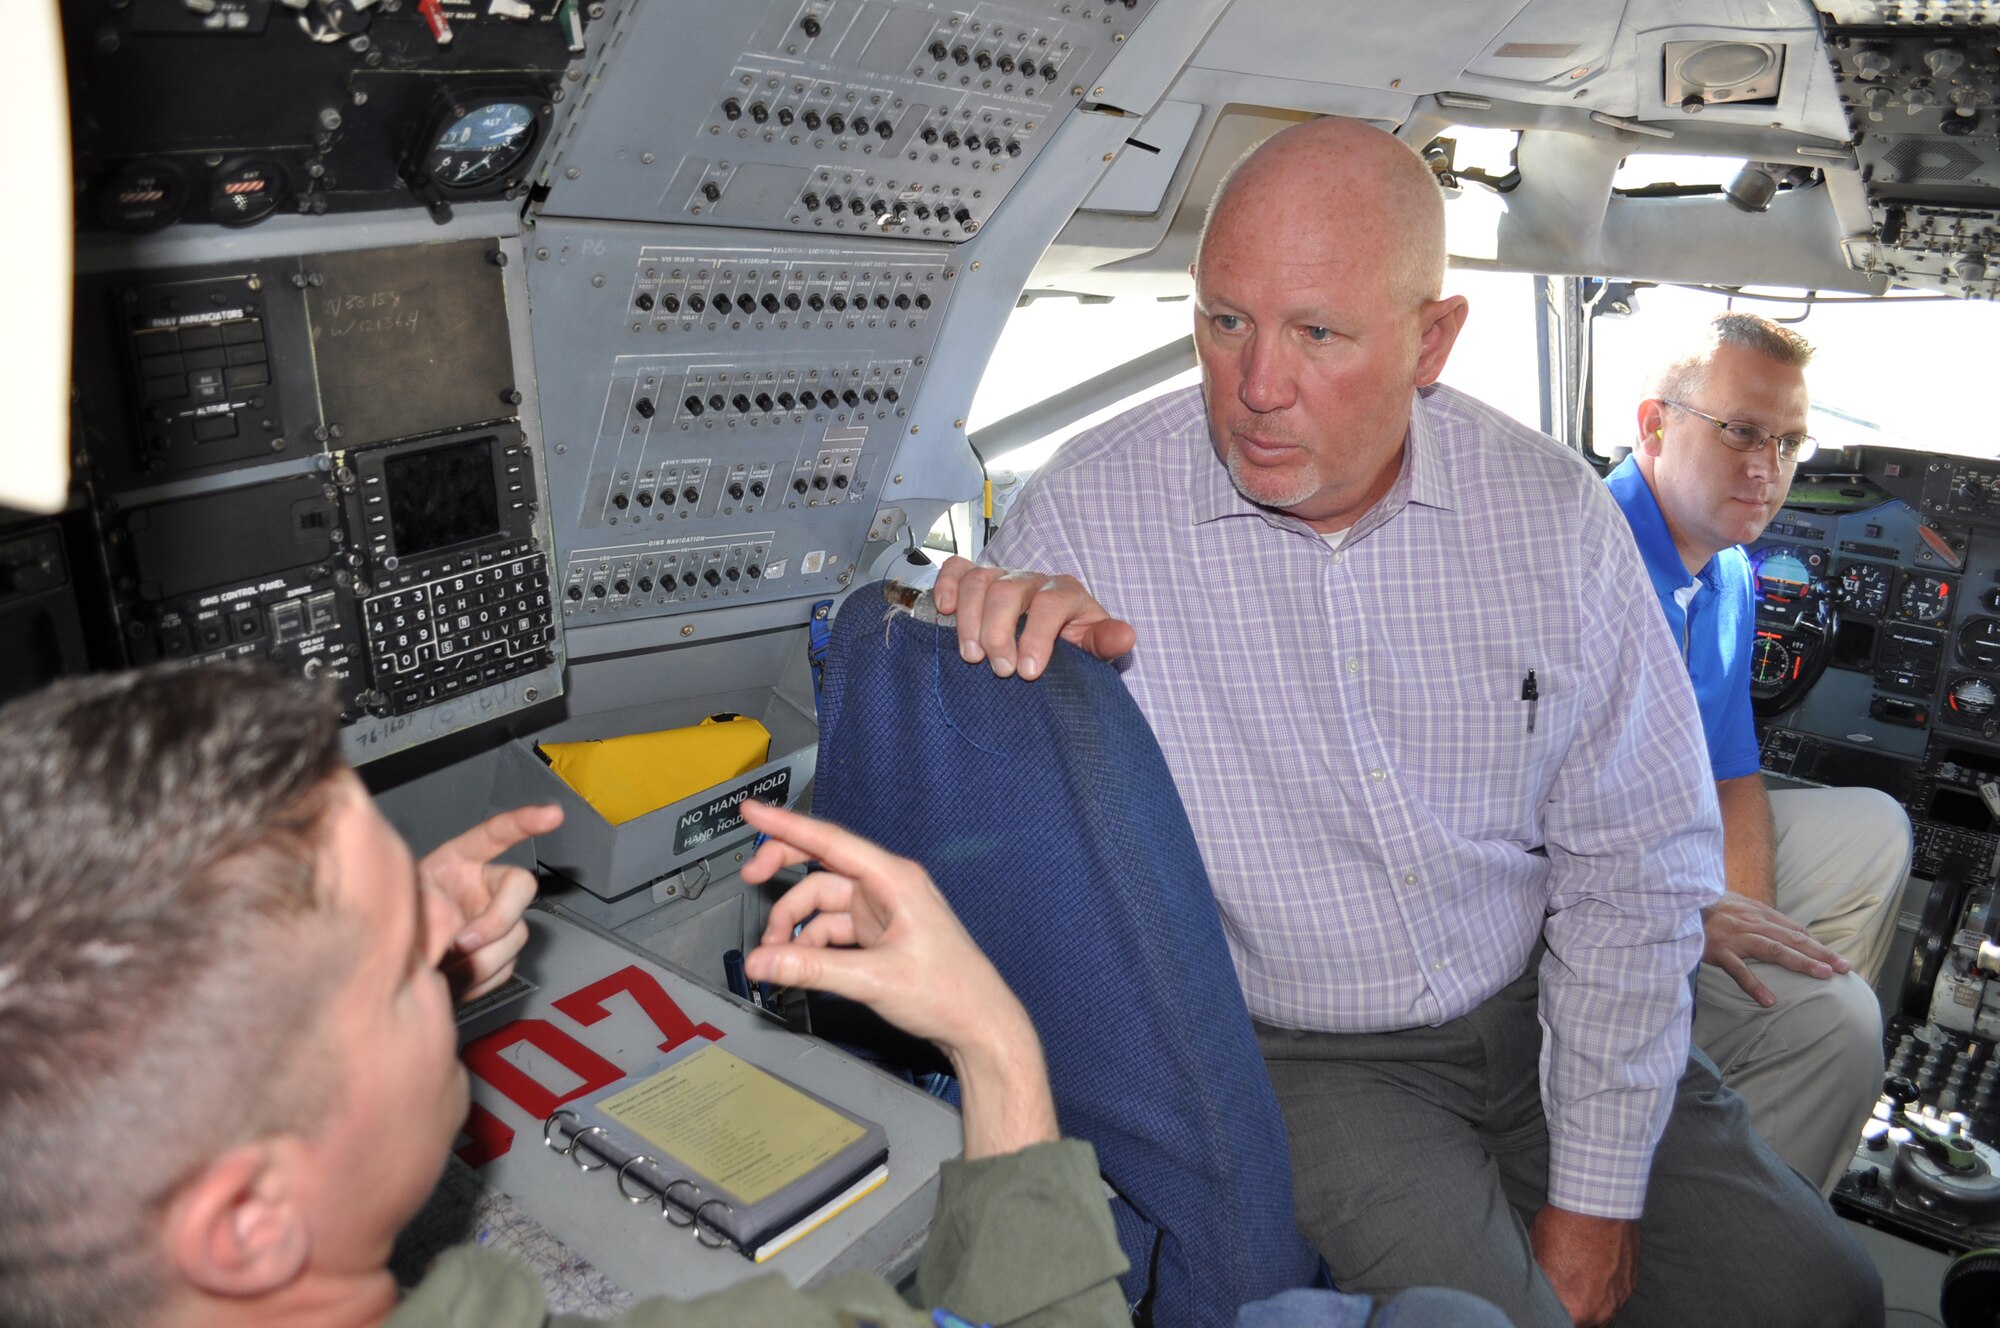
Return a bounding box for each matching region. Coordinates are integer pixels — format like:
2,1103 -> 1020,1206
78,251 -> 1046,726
454,965 -> 724,1167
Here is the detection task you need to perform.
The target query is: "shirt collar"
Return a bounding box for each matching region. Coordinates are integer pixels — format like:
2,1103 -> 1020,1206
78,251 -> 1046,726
1606,455 -> 1713,595
1188,385 -> 1459,539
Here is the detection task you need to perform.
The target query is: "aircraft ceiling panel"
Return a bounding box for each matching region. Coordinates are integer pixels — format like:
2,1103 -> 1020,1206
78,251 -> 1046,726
1459,1 -> 1631,90
1190,0 -> 1535,91
533,0 -> 1159,238
1189,1 -> 1840,132
526,221 -> 957,628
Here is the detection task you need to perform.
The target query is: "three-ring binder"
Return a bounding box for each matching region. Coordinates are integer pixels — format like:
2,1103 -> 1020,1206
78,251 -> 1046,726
545,1107 -> 738,1248
536,1039 -> 891,1264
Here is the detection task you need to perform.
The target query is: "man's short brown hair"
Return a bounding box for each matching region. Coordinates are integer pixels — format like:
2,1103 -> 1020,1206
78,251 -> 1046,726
1653,311 -> 1815,405
0,663 -> 348,1327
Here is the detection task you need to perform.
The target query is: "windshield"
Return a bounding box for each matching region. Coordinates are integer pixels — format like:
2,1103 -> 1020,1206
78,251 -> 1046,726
968,269 -> 1545,474
1588,283 -> 2000,461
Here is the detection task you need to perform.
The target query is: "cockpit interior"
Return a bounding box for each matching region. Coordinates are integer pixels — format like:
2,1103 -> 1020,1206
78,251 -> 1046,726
12,0 -> 2000,1322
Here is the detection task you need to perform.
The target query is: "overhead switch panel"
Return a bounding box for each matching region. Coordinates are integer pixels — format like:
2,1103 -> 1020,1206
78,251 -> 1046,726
533,0 -> 1157,236
528,221 -> 955,630
1824,7 -> 2000,297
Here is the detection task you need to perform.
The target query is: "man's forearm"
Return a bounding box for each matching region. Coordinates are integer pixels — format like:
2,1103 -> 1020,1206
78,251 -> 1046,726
949,1006 -> 1061,1159
1715,772 -> 1777,906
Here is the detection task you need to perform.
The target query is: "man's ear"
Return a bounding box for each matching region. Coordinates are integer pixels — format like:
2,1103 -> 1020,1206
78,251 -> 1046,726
1412,295 -> 1470,387
1637,398 -> 1668,457
163,1141 -> 312,1300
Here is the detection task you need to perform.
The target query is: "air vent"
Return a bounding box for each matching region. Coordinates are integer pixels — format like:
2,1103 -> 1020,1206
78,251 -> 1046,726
1882,138 -> 1984,184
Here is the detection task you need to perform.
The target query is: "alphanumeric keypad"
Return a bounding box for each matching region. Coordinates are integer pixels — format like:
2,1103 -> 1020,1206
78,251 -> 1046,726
362,545 -> 555,715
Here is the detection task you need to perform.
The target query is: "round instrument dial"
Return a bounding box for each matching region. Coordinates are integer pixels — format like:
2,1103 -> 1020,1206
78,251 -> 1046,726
1949,675 -> 1999,720
1897,573 -> 1956,625
1959,618 -> 2000,670
1750,636 -> 1796,686
1752,545 -> 1824,605
208,158 -> 285,227
423,101 -> 539,191
99,159 -> 189,233
1835,561 -> 1891,616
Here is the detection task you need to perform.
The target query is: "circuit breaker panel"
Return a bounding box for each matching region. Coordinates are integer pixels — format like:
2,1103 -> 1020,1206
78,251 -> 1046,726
522,0 -> 1159,633
535,0 -> 1153,239
527,222 -> 956,626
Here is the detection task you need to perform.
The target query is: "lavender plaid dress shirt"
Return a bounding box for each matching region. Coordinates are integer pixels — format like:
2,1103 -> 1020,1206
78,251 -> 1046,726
986,382 -> 1723,1217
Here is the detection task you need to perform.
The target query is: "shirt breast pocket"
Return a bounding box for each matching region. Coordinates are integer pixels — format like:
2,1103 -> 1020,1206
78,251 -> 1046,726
1398,675 -> 1582,841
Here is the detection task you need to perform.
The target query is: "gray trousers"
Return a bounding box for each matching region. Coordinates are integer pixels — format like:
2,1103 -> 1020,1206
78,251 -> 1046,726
1258,964 -> 1884,1328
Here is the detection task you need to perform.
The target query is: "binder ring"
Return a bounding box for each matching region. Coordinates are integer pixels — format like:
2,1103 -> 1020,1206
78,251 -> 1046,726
692,1197 -> 736,1249
541,1108 -> 582,1157
569,1125 -> 614,1171
615,1155 -> 660,1205
660,1177 -> 701,1228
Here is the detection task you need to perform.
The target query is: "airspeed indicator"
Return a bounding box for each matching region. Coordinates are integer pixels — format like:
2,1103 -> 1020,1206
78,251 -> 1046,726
1835,561 -> 1890,616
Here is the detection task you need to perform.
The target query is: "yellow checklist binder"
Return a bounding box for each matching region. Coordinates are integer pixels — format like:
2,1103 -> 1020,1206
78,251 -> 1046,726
537,714 -> 772,826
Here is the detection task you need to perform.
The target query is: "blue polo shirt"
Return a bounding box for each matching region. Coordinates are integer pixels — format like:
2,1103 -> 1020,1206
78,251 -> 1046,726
1605,456 -> 1762,782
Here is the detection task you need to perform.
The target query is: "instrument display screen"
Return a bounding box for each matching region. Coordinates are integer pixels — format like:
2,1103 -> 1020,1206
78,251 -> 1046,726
384,437 -> 499,558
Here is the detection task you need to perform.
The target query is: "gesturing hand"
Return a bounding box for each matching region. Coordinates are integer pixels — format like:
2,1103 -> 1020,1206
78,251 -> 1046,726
737,798 -> 1015,1055
736,798 -> 1057,1156
418,803 -> 564,1002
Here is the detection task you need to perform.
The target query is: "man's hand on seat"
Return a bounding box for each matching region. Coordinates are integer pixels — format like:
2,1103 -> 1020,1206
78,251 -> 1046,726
1530,1206 -> 1639,1327
738,797 -> 1059,1158
933,555 -> 1136,680
1701,892 -> 1848,1007
419,803 -> 564,1002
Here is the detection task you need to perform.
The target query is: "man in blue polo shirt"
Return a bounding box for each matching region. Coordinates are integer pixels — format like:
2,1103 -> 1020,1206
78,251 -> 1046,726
1606,311 -> 1909,1194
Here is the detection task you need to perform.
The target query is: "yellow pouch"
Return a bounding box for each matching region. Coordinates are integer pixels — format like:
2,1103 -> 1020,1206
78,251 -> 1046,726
538,714 -> 773,826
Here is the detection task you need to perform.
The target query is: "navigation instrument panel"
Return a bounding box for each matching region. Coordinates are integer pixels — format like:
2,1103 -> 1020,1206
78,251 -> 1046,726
1755,454 -> 2000,889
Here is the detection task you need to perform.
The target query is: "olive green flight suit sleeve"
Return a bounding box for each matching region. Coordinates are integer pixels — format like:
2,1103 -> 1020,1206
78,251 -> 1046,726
388,1139 -> 1130,1328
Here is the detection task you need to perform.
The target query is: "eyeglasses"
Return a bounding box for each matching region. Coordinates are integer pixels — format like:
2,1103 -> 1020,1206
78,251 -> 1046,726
1660,399 -> 1817,464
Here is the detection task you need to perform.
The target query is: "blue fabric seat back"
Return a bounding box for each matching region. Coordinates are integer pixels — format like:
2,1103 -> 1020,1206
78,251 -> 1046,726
813,586 -> 1320,1326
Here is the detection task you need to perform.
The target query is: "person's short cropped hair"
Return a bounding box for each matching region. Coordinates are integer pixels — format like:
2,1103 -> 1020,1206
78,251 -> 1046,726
1653,311 -> 1815,405
0,664 -> 348,1327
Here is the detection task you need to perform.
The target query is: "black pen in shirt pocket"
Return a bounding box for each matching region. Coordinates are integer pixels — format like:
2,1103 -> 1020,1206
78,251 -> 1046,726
1521,670 -> 1539,734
